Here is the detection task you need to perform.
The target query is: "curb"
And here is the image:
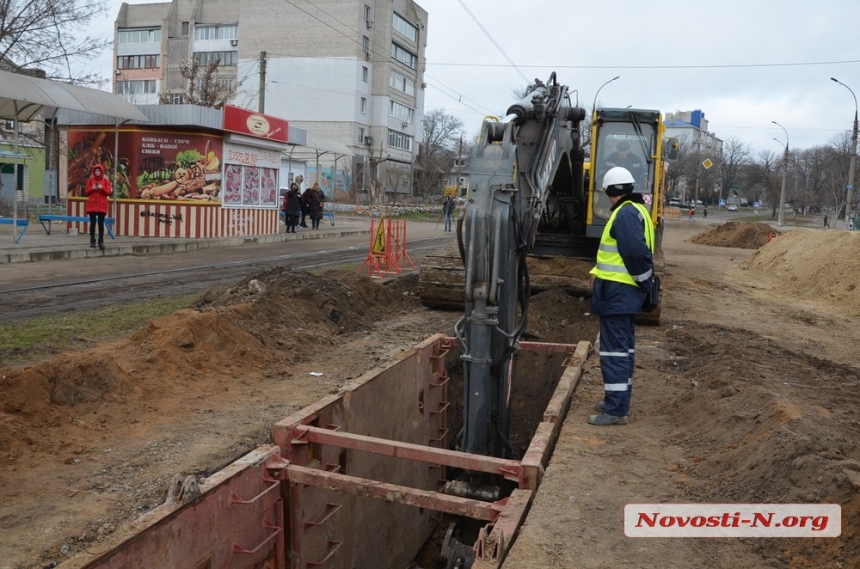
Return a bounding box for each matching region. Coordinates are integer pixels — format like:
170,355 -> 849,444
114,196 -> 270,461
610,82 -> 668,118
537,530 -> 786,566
0,228 -> 369,265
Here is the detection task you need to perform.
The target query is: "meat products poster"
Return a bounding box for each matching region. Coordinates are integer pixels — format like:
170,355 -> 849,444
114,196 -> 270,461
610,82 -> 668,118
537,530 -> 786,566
67,128 -> 224,203
222,143 -> 279,209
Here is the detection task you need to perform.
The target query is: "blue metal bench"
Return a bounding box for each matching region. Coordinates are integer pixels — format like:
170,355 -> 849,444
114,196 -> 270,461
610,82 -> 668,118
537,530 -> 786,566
0,217 -> 29,243
38,215 -> 116,239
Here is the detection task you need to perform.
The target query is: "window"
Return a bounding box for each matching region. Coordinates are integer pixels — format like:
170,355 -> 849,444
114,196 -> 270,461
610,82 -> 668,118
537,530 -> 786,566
194,24 -> 238,41
387,129 -> 412,151
364,5 -> 371,22
181,22 -> 189,36
362,36 -> 370,58
362,66 -> 368,82
389,70 -> 415,96
116,80 -> 157,94
193,51 -> 238,66
194,77 -> 235,91
117,55 -> 160,69
393,13 -> 418,41
360,97 -> 367,113
391,42 -> 416,69
389,101 -> 413,123
169,93 -> 185,104
358,127 -> 365,143
117,28 -> 161,44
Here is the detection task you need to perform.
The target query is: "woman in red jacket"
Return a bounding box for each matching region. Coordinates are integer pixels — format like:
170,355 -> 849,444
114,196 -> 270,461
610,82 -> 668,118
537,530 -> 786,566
85,164 -> 112,249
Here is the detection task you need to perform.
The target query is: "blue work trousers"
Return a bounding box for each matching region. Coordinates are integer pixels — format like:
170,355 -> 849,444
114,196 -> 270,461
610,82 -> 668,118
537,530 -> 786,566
599,313 -> 636,416
444,212 -> 453,231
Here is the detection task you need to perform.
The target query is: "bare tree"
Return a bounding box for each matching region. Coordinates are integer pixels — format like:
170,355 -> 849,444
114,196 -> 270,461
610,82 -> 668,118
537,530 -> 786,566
366,144 -> 388,206
414,108 -> 463,198
747,150 -> 781,213
0,0 -> 110,83
159,59 -> 235,108
718,136 -> 751,203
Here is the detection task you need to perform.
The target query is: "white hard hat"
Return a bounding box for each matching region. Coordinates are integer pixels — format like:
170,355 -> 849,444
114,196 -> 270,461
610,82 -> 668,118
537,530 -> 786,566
602,166 -> 636,196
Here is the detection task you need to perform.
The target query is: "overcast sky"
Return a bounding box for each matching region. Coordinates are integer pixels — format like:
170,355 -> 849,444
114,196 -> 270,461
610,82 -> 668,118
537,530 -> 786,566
90,0 -> 859,155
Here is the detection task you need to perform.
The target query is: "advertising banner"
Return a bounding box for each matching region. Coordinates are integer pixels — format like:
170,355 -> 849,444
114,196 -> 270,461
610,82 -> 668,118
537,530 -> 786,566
67,128 -> 224,203
222,143 -> 280,208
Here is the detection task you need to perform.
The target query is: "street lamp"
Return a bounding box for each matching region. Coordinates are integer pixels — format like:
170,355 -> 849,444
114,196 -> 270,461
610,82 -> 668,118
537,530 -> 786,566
592,76 -> 620,115
772,120 -> 789,227
831,77 -> 858,228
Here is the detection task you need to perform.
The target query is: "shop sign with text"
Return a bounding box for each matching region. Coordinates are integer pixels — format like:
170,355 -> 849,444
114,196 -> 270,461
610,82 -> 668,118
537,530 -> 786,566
223,105 -> 289,143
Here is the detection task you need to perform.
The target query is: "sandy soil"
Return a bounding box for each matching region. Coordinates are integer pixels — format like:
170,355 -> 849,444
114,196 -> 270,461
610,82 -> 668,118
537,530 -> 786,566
504,220 -> 860,569
1,219 -> 859,568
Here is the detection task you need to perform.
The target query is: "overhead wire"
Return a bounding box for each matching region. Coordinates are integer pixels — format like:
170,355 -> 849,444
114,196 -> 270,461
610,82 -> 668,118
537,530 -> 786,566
455,0 -> 529,84
426,58 -> 860,70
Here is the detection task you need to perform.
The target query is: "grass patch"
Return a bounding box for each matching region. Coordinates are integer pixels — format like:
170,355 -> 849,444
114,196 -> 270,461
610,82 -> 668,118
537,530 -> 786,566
0,294 -> 197,367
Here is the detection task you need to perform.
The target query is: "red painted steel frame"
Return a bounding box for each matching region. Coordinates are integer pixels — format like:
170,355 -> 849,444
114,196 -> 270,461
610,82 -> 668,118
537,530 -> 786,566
74,335 -> 591,569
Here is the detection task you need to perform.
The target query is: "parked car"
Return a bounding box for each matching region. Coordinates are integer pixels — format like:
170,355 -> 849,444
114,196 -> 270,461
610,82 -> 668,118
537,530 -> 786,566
727,204 -> 739,211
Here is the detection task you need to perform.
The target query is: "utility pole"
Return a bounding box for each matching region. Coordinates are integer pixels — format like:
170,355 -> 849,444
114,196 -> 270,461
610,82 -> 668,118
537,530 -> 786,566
259,51 -> 267,113
831,78 -> 857,229
457,134 -> 463,196
772,120 -> 789,226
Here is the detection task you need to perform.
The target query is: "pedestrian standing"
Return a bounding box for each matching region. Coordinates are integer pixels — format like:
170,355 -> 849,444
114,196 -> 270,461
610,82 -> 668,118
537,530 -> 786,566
823,214 -> 830,229
304,182 -> 324,230
282,183 -> 302,233
443,196 -> 455,231
688,207 -> 695,222
703,206 -> 708,219
294,175 -> 308,228
588,167 -> 655,426
85,164 -> 112,250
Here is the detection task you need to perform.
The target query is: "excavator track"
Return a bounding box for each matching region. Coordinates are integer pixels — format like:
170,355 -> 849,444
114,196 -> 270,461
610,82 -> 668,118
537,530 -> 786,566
419,243 -> 665,326
419,242 -> 597,311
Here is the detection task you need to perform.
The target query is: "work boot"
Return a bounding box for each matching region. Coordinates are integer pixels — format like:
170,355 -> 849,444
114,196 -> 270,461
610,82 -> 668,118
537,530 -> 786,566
594,401 -> 605,412
587,413 -> 628,426
90,237 -> 96,248
98,239 -> 105,250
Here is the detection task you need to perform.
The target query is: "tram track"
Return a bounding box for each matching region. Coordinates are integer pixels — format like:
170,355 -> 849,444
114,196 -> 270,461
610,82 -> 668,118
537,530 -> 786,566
1,238 -> 447,322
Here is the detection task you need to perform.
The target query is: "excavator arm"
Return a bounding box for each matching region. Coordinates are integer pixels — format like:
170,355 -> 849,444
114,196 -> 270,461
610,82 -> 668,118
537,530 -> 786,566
453,73 -> 586,460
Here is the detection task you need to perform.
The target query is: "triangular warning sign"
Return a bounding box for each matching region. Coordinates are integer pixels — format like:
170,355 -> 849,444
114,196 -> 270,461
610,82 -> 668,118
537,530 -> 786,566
372,216 -> 386,256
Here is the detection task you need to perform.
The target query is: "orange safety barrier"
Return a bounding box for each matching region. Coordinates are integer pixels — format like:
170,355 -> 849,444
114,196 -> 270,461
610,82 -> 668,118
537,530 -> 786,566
358,218 -> 415,278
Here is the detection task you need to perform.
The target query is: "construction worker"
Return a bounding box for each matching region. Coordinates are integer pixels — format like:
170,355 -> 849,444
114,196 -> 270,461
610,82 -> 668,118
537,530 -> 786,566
588,167 -> 655,426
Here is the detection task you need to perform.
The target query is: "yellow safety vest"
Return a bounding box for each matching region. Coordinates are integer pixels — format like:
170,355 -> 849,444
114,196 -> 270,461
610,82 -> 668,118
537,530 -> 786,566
590,201 -> 655,286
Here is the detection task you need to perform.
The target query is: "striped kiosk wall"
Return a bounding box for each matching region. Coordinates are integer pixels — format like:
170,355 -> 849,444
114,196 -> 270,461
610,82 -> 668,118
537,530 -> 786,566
68,200 -> 279,238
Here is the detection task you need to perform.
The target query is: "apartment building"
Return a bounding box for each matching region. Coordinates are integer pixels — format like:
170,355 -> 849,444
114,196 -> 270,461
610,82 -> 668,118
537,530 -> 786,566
664,109 -> 723,155
114,0 -> 428,200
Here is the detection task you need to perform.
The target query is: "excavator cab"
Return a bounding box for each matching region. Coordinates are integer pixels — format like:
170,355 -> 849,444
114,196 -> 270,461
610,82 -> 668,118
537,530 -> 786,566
587,109 -> 667,238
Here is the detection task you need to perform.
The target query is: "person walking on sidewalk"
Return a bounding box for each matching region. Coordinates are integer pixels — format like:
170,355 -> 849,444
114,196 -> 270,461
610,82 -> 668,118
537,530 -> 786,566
688,207 -> 695,222
588,167 -> 655,427
85,164 -> 112,250
442,196 -> 456,231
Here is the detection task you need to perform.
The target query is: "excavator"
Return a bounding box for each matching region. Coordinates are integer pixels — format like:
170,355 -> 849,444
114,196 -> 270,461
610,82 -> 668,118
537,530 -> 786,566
432,73 -> 676,567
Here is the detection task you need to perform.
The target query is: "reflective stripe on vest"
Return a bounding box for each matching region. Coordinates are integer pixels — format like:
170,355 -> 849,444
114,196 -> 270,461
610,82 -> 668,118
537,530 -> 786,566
590,201 -> 654,286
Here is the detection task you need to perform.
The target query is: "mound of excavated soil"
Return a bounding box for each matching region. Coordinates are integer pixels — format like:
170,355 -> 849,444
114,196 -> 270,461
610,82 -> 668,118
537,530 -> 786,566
0,268 -> 418,463
742,229 -> 860,316
691,221 -> 779,249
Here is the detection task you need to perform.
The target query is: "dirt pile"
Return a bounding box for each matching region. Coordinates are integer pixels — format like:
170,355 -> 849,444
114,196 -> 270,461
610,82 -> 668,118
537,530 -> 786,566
690,221 -> 780,249
741,229 -> 860,316
661,322 -> 860,567
0,267 -> 417,463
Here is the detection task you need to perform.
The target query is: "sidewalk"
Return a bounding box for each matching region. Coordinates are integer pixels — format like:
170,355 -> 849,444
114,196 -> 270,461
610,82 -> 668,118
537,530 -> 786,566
0,217 -> 371,264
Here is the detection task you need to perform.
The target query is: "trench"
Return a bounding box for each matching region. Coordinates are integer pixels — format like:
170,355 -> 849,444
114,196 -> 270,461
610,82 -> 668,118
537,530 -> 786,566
79,335 -> 581,569
410,348 -> 571,569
